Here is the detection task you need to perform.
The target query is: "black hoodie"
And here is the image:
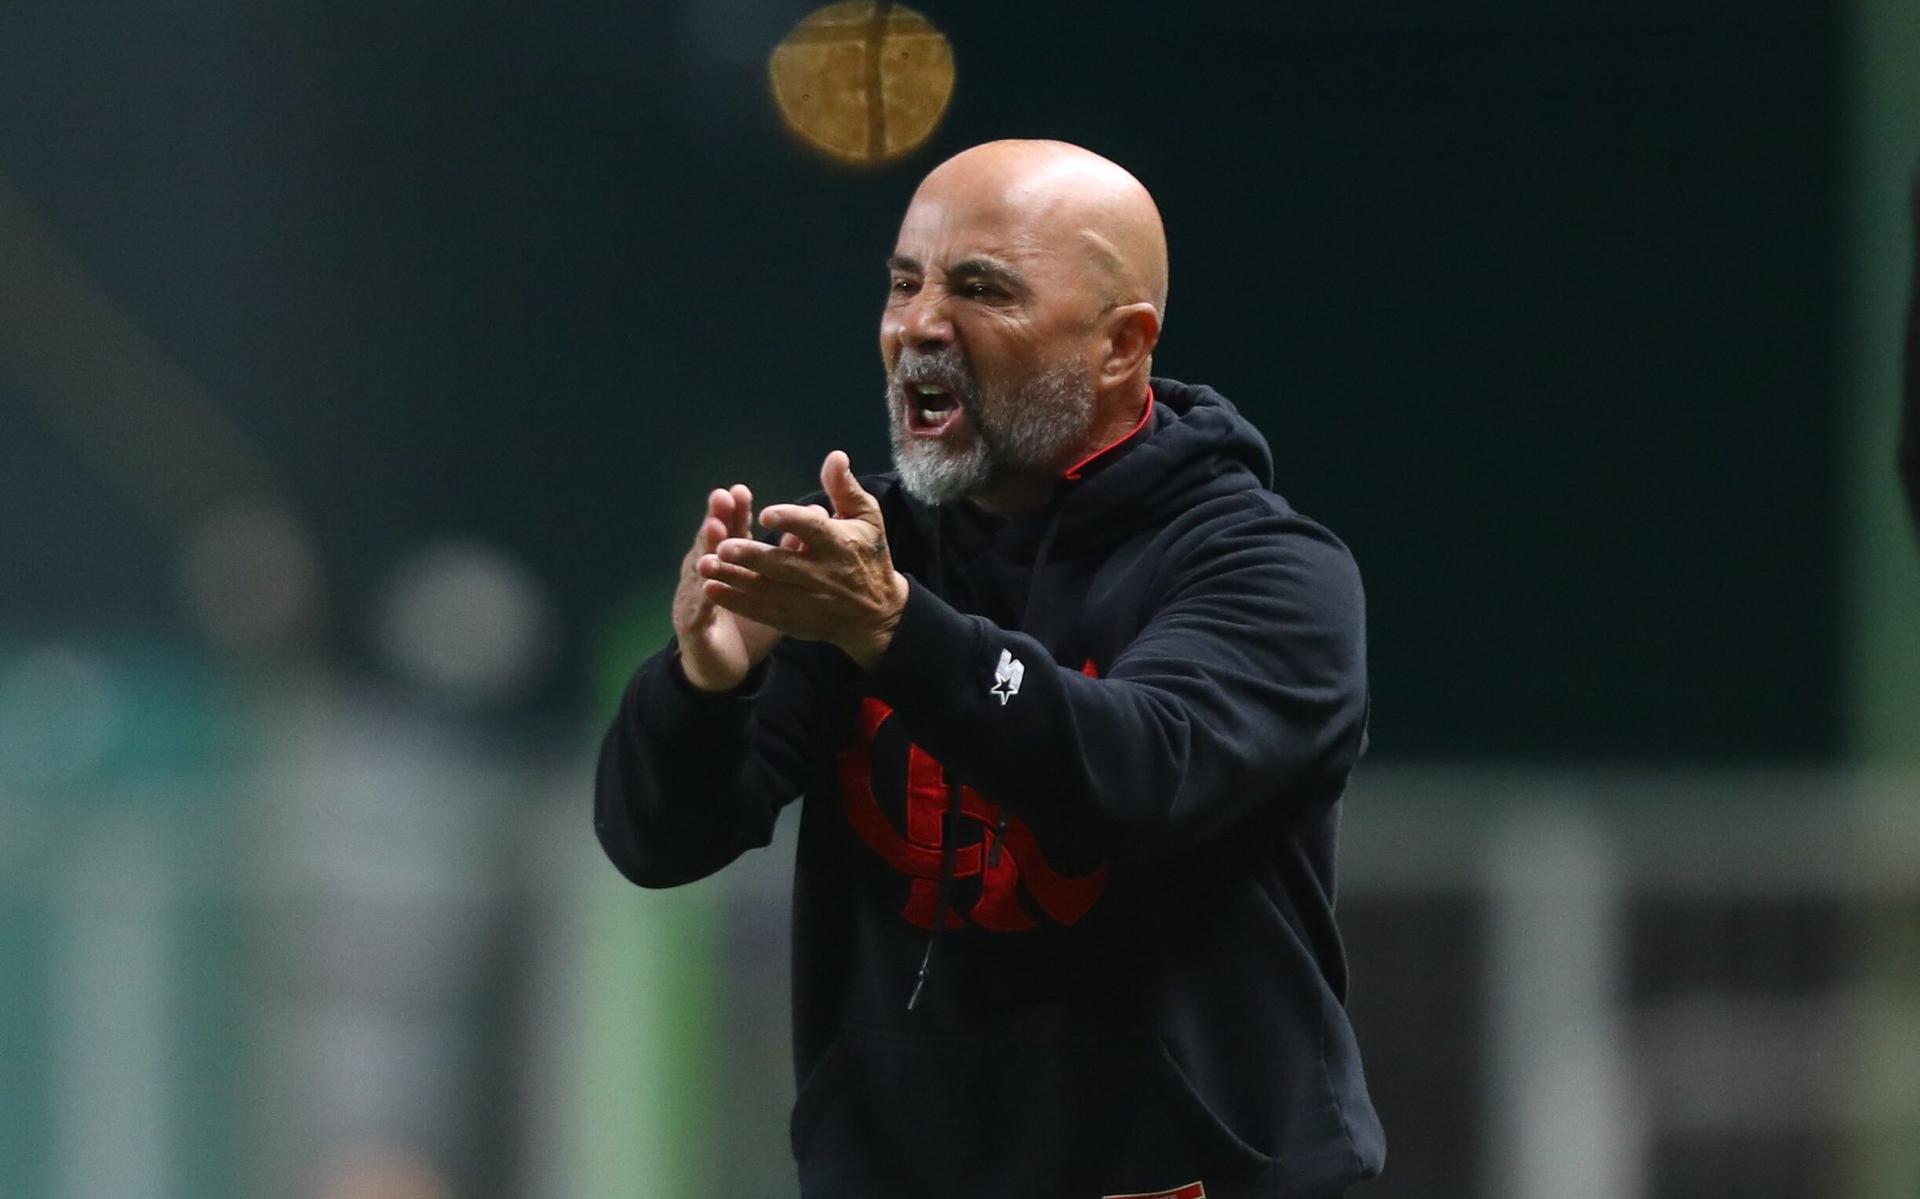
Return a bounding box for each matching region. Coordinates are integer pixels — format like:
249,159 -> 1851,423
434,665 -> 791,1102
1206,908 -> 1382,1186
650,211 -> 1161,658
596,378 -> 1384,1199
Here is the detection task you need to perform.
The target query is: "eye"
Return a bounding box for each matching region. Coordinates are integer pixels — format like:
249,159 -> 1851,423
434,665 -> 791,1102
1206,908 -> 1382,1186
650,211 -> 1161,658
962,280 -> 1000,299
888,276 -> 918,297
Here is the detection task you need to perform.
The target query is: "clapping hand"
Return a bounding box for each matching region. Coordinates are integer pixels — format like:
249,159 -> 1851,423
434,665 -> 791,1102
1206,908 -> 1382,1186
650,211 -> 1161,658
671,483 -> 784,692
696,451 -> 909,669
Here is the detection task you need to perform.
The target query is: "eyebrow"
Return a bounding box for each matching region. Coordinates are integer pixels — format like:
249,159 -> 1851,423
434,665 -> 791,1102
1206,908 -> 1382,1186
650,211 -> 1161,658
949,257 -> 1028,294
886,254 -> 1029,295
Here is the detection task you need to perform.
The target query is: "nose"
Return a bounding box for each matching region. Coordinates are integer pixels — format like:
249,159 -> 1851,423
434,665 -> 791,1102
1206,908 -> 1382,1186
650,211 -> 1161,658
890,286 -> 954,353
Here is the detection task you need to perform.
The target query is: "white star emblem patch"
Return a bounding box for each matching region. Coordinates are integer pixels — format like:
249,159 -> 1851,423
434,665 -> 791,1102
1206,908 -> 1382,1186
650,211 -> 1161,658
989,648 -> 1025,706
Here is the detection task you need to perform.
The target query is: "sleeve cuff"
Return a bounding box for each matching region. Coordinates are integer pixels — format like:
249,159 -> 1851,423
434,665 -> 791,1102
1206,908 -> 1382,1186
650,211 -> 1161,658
864,578 -> 985,709
663,643 -> 773,701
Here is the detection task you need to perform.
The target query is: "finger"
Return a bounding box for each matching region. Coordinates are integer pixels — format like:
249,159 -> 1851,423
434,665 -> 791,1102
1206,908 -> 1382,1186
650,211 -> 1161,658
694,490 -> 732,554
758,502 -> 835,546
695,517 -> 729,559
821,450 -> 880,523
728,484 -> 754,539
779,531 -> 806,552
697,555 -> 774,591
716,537 -> 812,583
703,580 -> 794,631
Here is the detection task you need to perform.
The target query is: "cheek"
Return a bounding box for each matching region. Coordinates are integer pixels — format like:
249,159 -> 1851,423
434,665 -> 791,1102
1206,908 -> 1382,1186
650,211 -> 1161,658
969,332 -> 1040,382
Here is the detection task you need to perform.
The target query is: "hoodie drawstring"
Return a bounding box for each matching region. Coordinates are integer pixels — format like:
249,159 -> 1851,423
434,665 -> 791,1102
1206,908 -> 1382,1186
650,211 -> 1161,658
907,781 -> 964,1010
906,513 -> 955,1011
906,500 -> 1069,1012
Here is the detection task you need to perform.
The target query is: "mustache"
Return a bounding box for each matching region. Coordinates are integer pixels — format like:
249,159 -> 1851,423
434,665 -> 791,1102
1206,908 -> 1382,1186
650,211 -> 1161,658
890,349 -> 978,403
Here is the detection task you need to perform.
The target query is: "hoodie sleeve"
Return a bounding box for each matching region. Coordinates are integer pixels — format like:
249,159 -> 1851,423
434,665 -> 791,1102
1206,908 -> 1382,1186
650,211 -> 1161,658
862,498 -> 1367,861
594,638 -> 848,887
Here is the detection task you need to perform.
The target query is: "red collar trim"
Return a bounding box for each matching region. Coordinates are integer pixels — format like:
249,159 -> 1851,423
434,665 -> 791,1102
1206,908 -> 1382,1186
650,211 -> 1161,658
1063,387 -> 1155,481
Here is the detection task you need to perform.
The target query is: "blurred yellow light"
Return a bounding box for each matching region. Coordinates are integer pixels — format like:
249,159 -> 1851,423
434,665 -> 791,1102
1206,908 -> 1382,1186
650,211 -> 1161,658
768,2 -> 954,166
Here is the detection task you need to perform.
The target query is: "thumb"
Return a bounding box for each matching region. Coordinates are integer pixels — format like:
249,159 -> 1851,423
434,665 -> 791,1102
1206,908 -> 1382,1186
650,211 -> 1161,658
821,450 -> 880,523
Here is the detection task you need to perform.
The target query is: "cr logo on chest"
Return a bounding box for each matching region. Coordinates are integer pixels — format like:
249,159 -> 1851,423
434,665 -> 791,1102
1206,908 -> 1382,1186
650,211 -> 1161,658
836,660 -> 1108,930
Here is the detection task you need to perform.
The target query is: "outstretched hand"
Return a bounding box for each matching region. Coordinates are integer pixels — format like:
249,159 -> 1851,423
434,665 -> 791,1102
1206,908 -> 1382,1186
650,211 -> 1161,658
697,451 -> 910,669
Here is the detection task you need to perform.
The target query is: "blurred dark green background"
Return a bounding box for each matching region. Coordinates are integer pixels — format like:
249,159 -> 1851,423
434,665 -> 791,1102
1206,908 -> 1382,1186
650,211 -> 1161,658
4,3 -> 1918,1199
0,0 -> 1864,760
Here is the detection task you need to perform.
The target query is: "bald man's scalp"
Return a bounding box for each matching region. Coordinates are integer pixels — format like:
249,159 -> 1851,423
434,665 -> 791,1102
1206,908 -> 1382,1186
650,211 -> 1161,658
915,139 -> 1169,318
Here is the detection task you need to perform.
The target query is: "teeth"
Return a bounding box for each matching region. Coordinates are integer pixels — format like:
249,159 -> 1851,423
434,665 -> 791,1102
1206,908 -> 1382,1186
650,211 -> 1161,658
913,383 -> 947,396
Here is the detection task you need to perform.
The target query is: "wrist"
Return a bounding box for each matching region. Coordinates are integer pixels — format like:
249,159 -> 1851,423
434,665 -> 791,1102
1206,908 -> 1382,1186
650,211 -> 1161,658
841,572 -> 910,670
671,644 -> 743,694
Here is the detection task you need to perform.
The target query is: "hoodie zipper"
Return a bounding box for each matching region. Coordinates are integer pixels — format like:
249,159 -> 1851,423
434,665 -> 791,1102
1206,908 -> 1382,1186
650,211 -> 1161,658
907,781 -> 964,1011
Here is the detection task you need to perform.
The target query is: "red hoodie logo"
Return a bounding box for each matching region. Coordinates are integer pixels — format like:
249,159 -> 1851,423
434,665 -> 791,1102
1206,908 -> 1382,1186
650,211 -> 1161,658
835,661 -> 1109,930
1104,1184 -> 1206,1199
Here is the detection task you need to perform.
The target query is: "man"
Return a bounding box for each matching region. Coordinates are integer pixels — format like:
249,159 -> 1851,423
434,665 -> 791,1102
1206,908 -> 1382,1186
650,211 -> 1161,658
596,140 -> 1383,1198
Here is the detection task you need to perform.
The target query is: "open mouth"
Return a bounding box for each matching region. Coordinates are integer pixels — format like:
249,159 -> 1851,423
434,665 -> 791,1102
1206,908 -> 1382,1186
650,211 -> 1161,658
904,382 -> 964,437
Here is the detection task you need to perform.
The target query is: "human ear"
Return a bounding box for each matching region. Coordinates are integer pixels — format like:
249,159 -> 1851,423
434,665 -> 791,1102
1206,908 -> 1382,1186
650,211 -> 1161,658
1097,302 -> 1162,388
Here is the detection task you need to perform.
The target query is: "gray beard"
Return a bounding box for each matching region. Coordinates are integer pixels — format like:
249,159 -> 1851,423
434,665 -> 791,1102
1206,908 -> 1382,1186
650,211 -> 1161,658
887,351 -> 1096,507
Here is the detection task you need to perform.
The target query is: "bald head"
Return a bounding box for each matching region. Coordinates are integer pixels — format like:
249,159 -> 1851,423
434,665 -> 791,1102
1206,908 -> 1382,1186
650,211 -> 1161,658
914,140 -> 1169,318
880,140 -> 1170,515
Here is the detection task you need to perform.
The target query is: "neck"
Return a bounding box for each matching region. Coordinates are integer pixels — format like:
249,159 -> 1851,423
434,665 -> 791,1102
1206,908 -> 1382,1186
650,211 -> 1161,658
961,381 -> 1151,518
1079,380 -> 1152,460
964,472 -> 1056,519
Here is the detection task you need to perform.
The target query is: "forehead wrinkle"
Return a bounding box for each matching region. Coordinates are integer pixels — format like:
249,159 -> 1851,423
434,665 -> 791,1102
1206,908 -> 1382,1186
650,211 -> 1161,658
893,243 -> 1034,284
996,182 -> 1156,314
1076,229 -> 1130,307
1000,154 -> 1168,314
